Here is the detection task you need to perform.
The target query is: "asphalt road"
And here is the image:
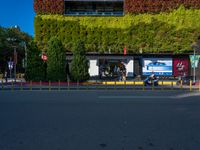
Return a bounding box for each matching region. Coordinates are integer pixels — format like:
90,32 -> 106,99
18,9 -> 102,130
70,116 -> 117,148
0,91 -> 200,150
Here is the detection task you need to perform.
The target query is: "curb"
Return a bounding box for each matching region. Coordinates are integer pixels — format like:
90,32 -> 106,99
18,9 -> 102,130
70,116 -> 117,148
102,81 -> 177,85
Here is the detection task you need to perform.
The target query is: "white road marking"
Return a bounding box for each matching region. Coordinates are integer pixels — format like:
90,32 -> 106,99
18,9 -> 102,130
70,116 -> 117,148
174,92 -> 200,99
98,96 -> 173,99
99,92 -> 200,100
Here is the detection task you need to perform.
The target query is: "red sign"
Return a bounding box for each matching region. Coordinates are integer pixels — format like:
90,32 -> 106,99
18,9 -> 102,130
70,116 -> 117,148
173,57 -> 189,77
123,47 -> 127,56
41,53 -> 48,61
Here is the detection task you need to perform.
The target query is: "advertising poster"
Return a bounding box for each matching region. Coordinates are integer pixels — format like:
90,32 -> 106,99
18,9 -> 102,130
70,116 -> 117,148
173,57 -> 189,77
189,55 -> 200,68
142,58 -> 173,76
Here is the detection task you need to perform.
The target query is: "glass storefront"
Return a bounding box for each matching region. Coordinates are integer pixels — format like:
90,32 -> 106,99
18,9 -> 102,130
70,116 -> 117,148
99,59 -> 127,80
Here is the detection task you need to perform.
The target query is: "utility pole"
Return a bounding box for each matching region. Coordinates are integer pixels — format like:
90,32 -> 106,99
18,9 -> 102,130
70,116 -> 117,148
191,40 -> 200,83
193,47 -> 196,83
25,42 -> 27,69
13,46 -> 17,83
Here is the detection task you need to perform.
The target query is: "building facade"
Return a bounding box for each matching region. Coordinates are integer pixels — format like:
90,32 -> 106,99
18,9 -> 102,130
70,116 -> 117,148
34,0 -> 200,79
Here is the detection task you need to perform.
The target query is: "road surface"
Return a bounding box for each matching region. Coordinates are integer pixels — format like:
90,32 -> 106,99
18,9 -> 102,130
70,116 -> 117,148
0,90 -> 200,150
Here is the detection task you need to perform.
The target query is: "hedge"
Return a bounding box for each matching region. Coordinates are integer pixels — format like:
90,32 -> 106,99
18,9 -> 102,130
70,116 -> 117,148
34,7 -> 200,54
34,0 -> 200,15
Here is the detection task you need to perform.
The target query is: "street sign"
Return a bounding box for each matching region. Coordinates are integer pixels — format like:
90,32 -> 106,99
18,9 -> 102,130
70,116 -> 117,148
41,53 -> 48,61
123,47 -> 127,56
8,61 -> 13,70
189,55 -> 200,68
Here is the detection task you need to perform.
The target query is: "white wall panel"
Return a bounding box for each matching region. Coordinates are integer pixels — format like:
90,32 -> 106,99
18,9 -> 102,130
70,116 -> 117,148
89,59 -> 99,76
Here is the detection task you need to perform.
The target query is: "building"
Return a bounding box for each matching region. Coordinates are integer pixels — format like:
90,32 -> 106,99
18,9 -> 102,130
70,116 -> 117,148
34,0 -> 200,80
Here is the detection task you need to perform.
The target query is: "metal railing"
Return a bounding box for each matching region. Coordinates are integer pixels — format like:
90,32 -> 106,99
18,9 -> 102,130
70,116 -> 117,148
0,80 -> 200,91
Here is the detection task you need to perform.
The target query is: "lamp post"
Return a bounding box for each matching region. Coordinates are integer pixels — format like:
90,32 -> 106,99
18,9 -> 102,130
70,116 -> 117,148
8,57 -> 13,79
7,38 -> 17,82
193,46 -> 196,83
24,42 -> 27,69
20,41 -> 27,69
13,46 -> 17,82
191,42 -> 200,83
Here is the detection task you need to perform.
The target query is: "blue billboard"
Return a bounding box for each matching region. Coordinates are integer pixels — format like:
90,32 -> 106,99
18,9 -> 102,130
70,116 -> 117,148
142,58 -> 173,76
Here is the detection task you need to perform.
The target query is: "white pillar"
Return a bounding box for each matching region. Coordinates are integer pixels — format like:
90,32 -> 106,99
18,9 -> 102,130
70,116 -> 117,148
89,59 -> 99,77
126,59 -> 134,77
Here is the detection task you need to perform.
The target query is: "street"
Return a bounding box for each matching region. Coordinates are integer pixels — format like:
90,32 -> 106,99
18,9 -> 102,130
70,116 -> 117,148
0,91 -> 200,150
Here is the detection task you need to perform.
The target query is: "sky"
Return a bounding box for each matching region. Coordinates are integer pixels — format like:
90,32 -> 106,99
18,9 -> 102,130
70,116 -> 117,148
0,0 -> 35,36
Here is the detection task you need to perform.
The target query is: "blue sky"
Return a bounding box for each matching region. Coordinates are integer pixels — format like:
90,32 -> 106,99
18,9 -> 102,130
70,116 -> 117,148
0,0 -> 35,36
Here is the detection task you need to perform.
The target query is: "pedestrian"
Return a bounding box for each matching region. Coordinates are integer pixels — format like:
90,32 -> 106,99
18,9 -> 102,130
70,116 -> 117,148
4,70 -> 8,83
117,66 -> 121,81
99,65 -> 103,79
150,71 -> 155,79
122,72 -> 126,81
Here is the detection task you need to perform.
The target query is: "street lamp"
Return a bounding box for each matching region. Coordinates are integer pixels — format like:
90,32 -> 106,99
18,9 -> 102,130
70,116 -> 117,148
193,45 -> 196,83
13,46 -> 17,82
7,38 -> 17,82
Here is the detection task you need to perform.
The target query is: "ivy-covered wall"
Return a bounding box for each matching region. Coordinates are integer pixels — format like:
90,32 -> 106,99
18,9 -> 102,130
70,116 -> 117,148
34,7 -> 200,54
34,0 -> 200,15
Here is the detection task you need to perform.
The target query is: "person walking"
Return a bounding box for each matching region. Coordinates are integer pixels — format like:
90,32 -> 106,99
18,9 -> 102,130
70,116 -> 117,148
117,66 -> 121,81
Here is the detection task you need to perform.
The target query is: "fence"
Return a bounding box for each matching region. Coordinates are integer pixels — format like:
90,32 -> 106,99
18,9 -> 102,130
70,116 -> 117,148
0,80 -> 200,92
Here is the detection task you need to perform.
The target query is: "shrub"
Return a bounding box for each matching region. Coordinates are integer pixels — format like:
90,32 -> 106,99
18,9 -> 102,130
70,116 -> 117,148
70,40 -> 89,82
46,37 -> 67,81
25,41 -> 45,81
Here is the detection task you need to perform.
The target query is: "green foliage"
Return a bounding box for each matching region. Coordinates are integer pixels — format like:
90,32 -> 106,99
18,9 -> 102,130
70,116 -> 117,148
0,26 -> 32,73
25,41 -> 45,81
46,37 -> 67,81
34,7 -> 200,54
70,40 -> 89,82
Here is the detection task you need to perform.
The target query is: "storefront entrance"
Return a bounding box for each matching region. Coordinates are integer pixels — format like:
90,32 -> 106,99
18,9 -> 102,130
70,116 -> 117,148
99,59 -> 126,80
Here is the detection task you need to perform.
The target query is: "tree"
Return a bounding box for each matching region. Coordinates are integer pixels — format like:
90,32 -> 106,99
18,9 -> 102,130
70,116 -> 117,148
47,37 -> 66,81
0,26 -> 32,73
191,36 -> 200,53
197,36 -> 200,51
70,40 -> 89,82
24,41 -> 45,81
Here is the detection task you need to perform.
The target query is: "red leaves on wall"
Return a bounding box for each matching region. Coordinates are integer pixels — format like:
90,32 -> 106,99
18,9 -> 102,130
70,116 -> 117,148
125,0 -> 200,14
34,0 -> 200,15
34,0 -> 64,15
